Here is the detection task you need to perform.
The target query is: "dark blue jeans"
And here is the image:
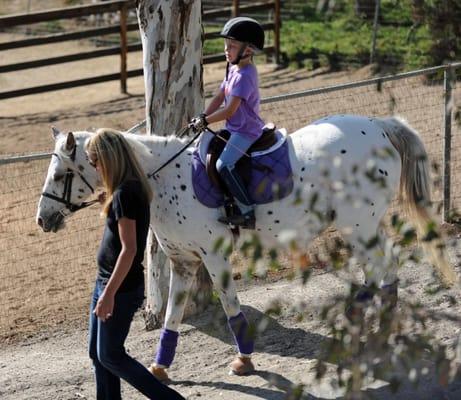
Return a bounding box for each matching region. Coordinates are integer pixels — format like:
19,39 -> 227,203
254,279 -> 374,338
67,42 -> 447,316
88,280 -> 184,400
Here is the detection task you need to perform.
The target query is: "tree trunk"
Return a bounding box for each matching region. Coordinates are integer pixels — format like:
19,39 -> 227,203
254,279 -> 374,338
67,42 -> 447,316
136,0 -> 213,329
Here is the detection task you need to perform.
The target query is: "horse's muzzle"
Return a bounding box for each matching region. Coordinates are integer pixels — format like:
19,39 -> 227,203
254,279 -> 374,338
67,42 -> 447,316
37,212 -> 65,233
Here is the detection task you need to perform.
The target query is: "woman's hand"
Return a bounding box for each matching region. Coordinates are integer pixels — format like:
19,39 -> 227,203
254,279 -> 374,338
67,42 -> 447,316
94,291 -> 115,322
98,192 -> 107,204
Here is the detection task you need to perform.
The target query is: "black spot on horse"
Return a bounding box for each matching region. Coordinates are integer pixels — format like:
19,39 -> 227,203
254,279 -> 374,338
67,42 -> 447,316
341,149 -> 347,154
301,167 -> 305,172
330,209 -> 336,221
379,169 -> 384,174
78,165 -> 84,172
177,175 -> 181,179
274,220 -> 280,224
175,163 -> 181,168
180,185 -> 187,191
200,247 -> 207,255
300,177 -> 303,182
361,131 -> 366,135
268,210 -> 273,215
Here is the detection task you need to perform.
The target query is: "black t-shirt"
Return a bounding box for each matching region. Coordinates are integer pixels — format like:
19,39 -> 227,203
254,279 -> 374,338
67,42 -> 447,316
96,179 -> 150,292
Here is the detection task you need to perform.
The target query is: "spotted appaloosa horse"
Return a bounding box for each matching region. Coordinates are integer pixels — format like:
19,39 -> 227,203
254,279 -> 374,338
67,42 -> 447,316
36,115 -> 456,380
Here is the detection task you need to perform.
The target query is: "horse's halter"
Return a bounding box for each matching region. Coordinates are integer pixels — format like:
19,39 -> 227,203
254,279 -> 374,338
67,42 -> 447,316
41,148 -> 98,217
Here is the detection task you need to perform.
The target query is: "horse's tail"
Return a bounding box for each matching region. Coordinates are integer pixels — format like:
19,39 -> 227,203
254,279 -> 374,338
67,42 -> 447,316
378,116 -> 456,286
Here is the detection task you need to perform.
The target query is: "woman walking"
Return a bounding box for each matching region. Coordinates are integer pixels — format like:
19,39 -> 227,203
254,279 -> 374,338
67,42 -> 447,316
85,129 -> 185,400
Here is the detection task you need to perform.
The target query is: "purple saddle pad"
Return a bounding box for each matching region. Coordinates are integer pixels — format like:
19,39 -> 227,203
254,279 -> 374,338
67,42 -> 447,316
192,132 -> 294,208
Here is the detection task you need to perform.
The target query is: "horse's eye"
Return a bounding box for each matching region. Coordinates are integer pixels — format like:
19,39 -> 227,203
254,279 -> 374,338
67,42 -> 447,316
53,173 -> 64,181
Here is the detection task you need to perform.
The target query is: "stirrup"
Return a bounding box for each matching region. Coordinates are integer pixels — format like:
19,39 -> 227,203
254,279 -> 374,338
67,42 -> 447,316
218,211 -> 255,230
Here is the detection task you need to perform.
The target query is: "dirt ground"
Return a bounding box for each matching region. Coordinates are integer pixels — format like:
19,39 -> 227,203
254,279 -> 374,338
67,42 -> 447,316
2,263 -> 461,400
2,23 -> 461,399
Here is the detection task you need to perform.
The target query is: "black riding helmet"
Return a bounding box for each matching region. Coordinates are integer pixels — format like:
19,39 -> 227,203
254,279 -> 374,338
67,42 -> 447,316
220,17 -> 265,52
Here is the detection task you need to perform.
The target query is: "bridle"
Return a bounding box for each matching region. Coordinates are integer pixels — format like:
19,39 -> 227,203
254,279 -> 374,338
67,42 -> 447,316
41,151 -> 98,216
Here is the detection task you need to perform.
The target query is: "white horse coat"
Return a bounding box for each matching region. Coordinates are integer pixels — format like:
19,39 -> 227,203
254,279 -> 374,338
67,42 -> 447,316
36,114 -> 456,374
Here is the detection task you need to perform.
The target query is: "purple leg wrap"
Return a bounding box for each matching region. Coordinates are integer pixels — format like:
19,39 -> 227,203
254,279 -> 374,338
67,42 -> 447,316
228,312 -> 254,355
155,328 -> 179,367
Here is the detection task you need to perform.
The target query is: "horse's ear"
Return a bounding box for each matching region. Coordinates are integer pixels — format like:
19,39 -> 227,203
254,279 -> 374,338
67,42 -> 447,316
65,132 -> 75,151
51,126 -> 61,140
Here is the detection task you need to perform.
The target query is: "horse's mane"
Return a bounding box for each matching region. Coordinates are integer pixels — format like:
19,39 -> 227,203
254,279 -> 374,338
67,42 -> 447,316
74,129 -> 186,161
123,132 -> 155,160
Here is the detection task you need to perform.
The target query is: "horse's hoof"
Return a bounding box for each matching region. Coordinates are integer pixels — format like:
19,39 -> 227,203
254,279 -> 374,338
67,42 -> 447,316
229,356 -> 255,376
148,364 -> 170,382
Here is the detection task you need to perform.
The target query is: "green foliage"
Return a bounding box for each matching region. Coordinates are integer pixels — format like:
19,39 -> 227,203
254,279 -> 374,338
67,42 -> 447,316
203,0 -> 443,71
267,0 -> 446,71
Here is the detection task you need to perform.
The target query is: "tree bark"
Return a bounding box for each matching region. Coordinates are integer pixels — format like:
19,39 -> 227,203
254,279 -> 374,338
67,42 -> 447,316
136,0 -> 213,329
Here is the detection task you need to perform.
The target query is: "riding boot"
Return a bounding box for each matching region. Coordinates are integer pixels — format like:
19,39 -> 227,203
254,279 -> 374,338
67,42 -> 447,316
217,166 -> 255,229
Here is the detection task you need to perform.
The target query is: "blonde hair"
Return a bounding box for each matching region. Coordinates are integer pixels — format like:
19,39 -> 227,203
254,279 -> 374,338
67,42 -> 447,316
85,128 -> 153,216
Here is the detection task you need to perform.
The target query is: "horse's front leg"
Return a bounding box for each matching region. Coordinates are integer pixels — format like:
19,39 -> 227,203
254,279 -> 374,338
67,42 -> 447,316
145,227 -> 170,329
149,257 -> 200,382
201,253 -> 255,376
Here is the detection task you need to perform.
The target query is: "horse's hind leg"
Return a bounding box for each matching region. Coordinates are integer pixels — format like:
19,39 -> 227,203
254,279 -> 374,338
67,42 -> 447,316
337,208 -> 399,315
201,253 -> 255,376
149,258 -> 200,381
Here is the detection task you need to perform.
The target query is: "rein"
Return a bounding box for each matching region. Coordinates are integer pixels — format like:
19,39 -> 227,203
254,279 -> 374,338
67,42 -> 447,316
147,126 -> 200,179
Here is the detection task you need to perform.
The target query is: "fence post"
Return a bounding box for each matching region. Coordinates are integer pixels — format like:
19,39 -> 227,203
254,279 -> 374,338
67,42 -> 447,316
119,3 -> 128,94
370,0 -> 380,64
274,0 -> 281,64
232,0 -> 240,17
443,65 -> 453,222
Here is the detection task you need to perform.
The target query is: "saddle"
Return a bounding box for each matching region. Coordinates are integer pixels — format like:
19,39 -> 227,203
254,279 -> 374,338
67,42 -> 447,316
191,124 -> 293,210
205,123 -> 278,193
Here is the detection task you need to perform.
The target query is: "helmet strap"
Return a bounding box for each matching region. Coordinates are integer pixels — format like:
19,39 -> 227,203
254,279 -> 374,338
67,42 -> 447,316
230,42 -> 249,65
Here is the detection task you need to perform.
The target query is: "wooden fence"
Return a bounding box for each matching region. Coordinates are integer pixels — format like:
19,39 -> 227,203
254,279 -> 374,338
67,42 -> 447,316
0,0 -> 280,100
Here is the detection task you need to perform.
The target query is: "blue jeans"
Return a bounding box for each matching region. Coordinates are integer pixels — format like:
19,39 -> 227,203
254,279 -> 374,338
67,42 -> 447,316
215,131 -> 257,172
88,280 -> 184,400
216,132 -> 258,211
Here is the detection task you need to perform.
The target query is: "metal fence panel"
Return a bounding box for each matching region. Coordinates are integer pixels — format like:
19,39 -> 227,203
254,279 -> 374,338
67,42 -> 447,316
1,64 -> 461,341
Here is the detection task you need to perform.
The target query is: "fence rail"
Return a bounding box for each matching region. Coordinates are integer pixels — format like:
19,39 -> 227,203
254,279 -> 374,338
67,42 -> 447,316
0,0 -> 281,99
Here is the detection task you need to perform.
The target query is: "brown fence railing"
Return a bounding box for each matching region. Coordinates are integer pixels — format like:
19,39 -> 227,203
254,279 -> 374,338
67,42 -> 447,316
0,0 -> 280,100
